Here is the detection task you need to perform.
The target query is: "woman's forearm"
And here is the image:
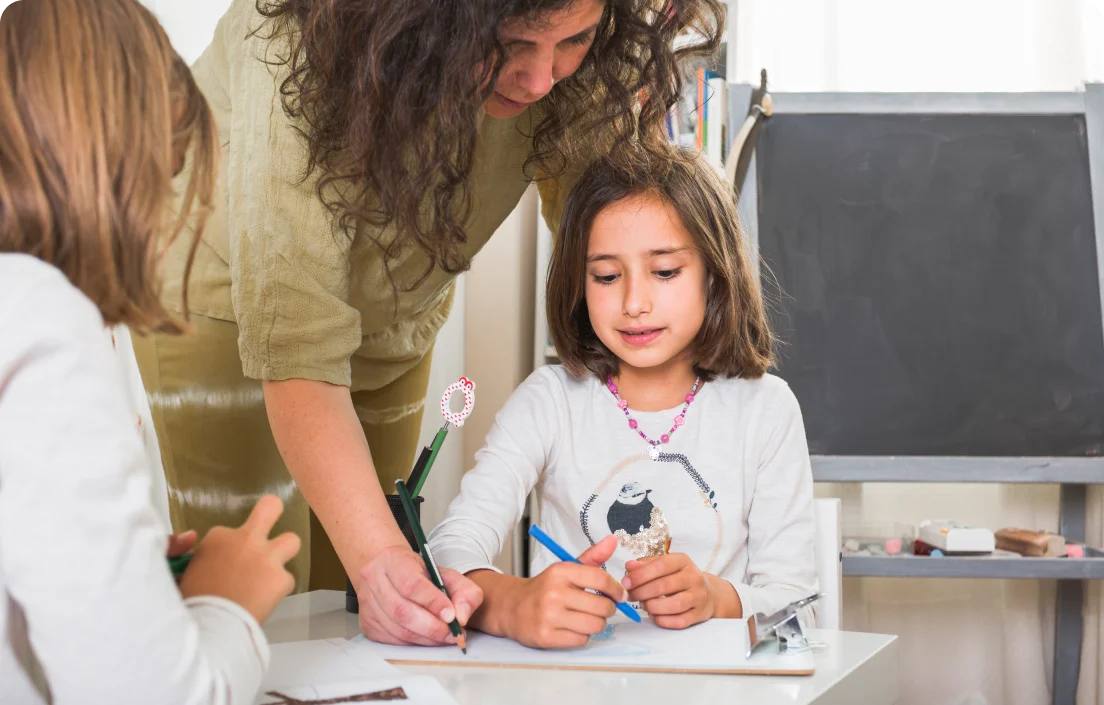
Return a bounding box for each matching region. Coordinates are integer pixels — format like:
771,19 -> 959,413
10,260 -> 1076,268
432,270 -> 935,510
262,378 -> 406,581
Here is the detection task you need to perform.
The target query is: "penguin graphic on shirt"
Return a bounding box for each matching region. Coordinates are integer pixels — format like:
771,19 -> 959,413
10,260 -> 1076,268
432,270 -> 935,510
607,482 -> 672,559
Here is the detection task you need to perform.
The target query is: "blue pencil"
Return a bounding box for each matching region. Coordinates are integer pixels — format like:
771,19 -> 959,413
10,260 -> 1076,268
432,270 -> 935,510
528,524 -> 641,623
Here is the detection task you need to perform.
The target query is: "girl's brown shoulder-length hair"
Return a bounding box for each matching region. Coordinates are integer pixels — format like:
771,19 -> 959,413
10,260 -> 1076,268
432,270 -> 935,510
254,0 -> 725,289
0,0 -> 217,334
547,149 -> 774,382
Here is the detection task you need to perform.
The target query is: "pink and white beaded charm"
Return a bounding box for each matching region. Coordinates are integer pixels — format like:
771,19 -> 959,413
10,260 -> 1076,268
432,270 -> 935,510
440,376 -> 476,427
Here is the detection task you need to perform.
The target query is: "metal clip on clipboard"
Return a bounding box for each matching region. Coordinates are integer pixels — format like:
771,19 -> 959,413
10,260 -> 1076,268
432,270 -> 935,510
745,593 -> 826,659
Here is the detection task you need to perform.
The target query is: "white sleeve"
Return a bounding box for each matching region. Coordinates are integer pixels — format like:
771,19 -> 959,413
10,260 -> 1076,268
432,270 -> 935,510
427,370 -> 561,575
0,274 -> 268,705
725,384 -> 819,623
107,324 -> 171,532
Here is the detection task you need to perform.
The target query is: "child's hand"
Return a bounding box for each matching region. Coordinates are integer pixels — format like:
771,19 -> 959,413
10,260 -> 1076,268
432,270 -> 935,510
166,530 -> 197,558
623,553 -> 739,629
178,495 -> 301,624
506,535 -> 626,649
167,530 -> 197,586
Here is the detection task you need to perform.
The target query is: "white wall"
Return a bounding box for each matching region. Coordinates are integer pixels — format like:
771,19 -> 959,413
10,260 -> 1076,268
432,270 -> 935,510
462,185 -> 540,573
142,0 -> 231,64
416,279 -> 467,532
733,0 -> 1104,92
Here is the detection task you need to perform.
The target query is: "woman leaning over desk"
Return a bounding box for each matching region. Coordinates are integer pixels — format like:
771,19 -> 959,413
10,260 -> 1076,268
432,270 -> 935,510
135,0 -> 723,647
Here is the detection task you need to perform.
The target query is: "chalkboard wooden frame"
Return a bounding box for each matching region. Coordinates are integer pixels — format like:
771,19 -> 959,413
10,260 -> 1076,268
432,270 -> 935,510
727,84 -> 1104,705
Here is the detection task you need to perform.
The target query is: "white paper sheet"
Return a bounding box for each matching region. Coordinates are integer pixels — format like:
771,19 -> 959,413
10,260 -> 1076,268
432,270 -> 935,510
264,638 -> 401,689
347,617 -> 815,675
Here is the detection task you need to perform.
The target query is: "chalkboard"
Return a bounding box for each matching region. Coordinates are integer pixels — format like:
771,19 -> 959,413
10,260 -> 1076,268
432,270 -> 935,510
757,112 -> 1104,457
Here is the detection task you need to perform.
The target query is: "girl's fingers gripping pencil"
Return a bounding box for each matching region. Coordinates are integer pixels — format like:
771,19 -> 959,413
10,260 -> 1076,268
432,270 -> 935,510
528,524 -> 641,623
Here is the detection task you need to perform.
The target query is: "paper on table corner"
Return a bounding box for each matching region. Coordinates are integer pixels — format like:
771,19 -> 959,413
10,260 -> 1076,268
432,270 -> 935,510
263,637 -> 402,690
254,675 -> 457,705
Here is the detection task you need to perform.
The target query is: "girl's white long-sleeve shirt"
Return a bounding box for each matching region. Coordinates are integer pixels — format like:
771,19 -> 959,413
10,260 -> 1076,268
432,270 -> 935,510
428,364 -> 819,622
0,254 -> 268,705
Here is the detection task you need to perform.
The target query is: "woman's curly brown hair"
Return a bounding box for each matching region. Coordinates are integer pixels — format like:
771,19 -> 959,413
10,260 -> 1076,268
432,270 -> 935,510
255,0 -> 724,288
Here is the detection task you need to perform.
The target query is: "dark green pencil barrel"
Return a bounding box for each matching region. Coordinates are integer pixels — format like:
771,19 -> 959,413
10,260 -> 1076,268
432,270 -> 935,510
394,479 -> 463,642
411,426 -> 449,497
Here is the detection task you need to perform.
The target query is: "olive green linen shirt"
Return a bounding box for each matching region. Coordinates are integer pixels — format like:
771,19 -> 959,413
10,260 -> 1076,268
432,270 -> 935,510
163,0 -> 576,392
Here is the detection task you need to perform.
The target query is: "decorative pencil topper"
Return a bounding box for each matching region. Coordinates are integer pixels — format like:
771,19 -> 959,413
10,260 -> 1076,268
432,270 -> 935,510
440,376 -> 476,427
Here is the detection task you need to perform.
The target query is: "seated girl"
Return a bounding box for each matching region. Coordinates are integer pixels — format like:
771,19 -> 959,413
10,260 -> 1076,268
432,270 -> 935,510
428,150 -> 818,649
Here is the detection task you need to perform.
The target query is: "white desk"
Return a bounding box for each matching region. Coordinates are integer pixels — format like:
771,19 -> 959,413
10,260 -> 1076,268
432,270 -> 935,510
266,591 -> 898,705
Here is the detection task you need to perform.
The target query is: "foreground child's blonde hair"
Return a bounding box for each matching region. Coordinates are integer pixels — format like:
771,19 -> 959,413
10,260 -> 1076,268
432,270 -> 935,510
0,0 -> 217,333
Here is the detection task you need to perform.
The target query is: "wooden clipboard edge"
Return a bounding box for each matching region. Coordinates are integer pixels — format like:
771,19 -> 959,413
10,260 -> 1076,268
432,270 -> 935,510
385,658 -> 814,677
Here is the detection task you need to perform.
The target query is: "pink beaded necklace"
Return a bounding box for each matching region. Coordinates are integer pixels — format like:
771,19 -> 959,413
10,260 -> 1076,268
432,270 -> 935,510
606,375 -> 701,460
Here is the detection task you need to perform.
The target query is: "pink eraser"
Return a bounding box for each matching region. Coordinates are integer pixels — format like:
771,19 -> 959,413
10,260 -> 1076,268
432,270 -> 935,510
885,538 -> 903,555
1067,544 -> 1084,558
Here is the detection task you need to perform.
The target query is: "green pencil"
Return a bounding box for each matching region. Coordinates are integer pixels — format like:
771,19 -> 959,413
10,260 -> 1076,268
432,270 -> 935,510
168,552 -> 192,578
394,479 -> 467,654
410,425 -> 449,498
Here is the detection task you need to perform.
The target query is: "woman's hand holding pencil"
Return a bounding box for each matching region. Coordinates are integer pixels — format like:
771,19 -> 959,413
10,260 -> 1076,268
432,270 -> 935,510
357,545 -> 482,647
358,397 -> 481,650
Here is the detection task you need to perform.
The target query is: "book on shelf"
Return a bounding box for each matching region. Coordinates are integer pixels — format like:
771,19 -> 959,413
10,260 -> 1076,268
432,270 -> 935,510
669,67 -> 727,170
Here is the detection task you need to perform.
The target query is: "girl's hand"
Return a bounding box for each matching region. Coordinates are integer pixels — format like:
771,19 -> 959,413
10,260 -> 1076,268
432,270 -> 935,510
623,553 -> 741,629
178,495 -> 301,624
357,547 -> 483,647
504,536 -> 625,649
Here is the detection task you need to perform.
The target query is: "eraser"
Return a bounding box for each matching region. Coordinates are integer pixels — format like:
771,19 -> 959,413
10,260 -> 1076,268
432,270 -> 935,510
1067,544 -> 1085,558
995,528 -> 1066,557
885,538 -> 902,555
919,520 -> 994,553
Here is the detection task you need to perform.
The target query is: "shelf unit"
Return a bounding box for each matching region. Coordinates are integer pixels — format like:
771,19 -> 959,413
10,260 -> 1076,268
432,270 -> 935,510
844,553 -> 1104,580
817,458 -> 1104,580
828,472 -> 1102,705
817,460 -> 1104,579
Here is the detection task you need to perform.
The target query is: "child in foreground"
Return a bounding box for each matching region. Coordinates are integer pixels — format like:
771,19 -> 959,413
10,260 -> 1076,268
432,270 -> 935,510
0,1 -> 298,702
428,149 -> 817,648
